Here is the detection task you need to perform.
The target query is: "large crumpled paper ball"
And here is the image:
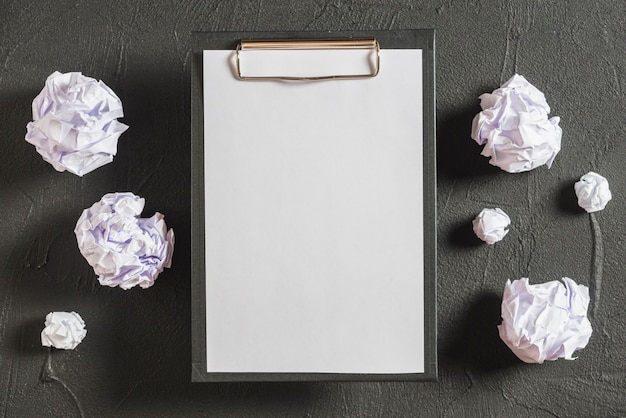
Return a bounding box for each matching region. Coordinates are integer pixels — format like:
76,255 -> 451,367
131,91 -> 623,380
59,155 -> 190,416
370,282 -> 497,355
41,311 -> 87,350
574,172 -> 612,213
75,192 -> 175,290
471,74 -> 562,173
498,277 -> 592,364
25,71 -> 129,176
472,208 -> 510,245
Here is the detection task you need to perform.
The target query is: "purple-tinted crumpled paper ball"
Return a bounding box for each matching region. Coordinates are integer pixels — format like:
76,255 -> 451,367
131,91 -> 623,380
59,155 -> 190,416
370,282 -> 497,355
574,172 -> 612,213
75,192 -> 174,289
471,74 -> 562,173
41,311 -> 87,350
498,277 -> 592,363
25,71 -> 128,176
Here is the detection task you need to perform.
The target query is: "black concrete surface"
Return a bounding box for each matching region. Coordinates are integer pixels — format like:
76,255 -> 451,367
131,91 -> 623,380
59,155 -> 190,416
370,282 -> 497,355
1,0 -> 625,416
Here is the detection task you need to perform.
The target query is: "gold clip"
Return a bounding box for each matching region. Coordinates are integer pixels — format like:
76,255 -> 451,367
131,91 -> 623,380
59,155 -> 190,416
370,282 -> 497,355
235,38 -> 380,81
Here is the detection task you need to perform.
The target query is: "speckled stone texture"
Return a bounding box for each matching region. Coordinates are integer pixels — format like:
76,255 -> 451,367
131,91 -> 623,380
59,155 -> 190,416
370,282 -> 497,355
1,1 -> 625,416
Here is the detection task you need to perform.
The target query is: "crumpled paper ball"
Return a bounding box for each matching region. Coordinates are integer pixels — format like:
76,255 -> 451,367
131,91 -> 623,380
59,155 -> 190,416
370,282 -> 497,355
471,74 -> 562,173
472,208 -> 511,244
574,172 -> 612,213
74,192 -> 175,290
41,311 -> 87,350
25,71 -> 129,176
498,277 -> 593,364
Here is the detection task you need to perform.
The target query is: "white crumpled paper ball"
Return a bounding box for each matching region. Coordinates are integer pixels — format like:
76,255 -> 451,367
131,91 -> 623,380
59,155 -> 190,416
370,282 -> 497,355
472,208 -> 511,245
25,71 -> 129,176
574,172 -> 612,213
471,74 -> 562,173
498,277 -> 593,364
41,311 -> 87,350
75,192 -> 175,290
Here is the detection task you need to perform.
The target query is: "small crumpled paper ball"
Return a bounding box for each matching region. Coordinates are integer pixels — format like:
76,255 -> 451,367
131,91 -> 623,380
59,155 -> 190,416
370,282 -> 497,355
472,208 -> 511,244
471,74 -> 562,173
41,311 -> 87,350
498,277 -> 592,364
74,192 -> 175,290
574,172 -> 612,213
25,71 -> 129,176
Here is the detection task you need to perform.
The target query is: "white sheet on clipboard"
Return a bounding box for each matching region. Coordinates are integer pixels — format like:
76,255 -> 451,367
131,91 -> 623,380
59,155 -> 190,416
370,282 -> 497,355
203,48 -> 424,374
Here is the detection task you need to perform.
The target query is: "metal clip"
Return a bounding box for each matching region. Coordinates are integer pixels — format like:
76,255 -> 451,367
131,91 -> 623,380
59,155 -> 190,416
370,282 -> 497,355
235,38 -> 380,81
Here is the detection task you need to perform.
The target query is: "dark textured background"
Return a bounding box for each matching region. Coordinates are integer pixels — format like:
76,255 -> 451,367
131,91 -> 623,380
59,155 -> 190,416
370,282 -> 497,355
1,0 -> 625,416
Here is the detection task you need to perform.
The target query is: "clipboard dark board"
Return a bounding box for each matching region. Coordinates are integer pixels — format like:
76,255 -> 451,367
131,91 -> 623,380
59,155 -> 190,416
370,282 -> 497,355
191,30 -> 436,382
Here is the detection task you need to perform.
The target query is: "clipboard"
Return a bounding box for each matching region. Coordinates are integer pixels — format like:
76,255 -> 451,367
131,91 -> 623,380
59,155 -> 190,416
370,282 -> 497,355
191,30 -> 436,382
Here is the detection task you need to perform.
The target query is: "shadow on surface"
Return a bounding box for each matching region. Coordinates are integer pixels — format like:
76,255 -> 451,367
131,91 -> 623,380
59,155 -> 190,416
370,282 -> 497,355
441,292 -> 520,374
446,215 -> 484,248
0,89 -> 53,186
436,101 -> 502,181
202,381 -> 318,405
556,178 -> 584,215
7,317 -> 44,356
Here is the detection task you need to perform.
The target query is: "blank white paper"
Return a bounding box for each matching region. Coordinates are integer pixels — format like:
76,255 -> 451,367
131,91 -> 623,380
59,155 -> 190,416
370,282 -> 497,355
203,48 -> 424,374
